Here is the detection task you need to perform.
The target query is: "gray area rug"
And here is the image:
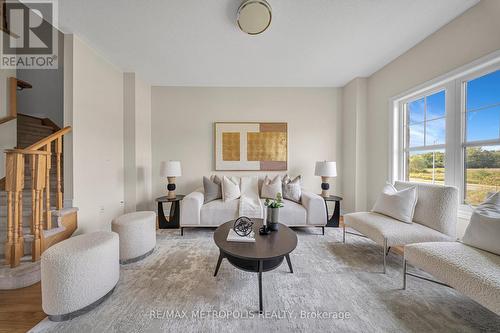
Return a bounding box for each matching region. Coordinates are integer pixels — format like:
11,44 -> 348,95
32,228 -> 500,333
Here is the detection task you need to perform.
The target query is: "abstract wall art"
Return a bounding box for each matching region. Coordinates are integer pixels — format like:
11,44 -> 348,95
214,122 -> 288,171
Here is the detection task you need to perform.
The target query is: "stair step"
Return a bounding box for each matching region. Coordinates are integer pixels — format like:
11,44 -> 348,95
17,130 -> 54,137
17,114 -> 44,125
18,122 -> 54,130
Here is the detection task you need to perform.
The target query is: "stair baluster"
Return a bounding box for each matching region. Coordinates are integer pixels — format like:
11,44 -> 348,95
31,152 -> 48,262
55,137 -> 63,210
2,126 -> 71,267
44,143 -> 51,229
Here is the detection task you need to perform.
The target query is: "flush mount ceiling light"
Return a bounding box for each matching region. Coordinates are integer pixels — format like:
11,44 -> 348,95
237,0 -> 272,35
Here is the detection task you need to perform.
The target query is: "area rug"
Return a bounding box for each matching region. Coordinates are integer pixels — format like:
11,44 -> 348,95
31,228 -> 500,332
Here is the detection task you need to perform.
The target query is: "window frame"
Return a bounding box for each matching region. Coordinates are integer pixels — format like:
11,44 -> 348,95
389,51 -> 500,215
398,83 -> 456,187
460,65 -> 500,204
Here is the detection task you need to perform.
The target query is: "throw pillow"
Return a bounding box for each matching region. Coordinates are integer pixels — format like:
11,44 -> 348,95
261,175 -> 282,199
282,175 -> 302,203
372,183 -> 417,223
203,175 -> 222,203
462,192 -> 500,255
221,176 -> 241,202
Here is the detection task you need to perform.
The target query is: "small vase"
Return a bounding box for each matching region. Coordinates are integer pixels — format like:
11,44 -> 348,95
267,207 -> 280,231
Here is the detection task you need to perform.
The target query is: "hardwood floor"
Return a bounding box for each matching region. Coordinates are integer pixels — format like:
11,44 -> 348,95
0,282 -> 45,333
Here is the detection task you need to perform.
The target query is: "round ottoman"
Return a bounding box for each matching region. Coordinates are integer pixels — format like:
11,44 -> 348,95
41,231 -> 119,321
112,211 -> 156,264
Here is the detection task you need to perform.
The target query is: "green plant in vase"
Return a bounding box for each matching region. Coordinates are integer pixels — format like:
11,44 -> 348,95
264,193 -> 284,231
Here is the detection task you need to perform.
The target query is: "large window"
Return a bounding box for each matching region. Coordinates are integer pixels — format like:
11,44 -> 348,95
395,62 -> 500,207
464,70 -> 500,205
404,90 -> 446,185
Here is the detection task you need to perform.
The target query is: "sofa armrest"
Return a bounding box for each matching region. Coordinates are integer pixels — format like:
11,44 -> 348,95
301,191 -> 327,225
180,188 -> 204,226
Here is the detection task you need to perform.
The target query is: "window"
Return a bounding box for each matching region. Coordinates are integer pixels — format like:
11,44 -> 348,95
464,70 -> 500,205
404,90 -> 446,184
393,58 -> 500,207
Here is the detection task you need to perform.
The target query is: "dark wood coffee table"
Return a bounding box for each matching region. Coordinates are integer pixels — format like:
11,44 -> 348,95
213,219 -> 298,313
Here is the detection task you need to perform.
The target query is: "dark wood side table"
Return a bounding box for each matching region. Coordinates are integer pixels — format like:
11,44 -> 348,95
155,195 -> 184,230
323,195 -> 343,228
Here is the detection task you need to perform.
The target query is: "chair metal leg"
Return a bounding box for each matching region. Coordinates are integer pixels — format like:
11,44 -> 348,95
342,224 -> 346,243
383,238 -> 387,274
403,259 -> 407,290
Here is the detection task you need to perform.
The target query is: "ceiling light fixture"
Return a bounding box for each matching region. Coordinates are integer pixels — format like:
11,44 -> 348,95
237,0 -> 272,35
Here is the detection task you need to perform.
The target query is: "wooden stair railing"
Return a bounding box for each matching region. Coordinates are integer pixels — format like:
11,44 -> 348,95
3,126 -> 71,268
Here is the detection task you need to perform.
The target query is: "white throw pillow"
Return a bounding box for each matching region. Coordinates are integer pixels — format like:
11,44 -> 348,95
372,183 -> 418,224
462,192 -> 500,255
221,176 -> 241,202
261,175 -> 282,199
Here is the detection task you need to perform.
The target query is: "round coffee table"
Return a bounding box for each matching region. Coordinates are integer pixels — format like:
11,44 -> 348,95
213,219 -> 297,313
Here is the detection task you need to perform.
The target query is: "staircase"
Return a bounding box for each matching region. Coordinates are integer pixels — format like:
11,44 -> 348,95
0,115 -> 59,258
0,115 -> 77,289
17,114 -> 59,149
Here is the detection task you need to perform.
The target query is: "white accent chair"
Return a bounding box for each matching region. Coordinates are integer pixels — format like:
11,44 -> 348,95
404,242 -> 500,316
343,181 -> 458,273
112,211 -> 156,264
180,179 -> 327,234
41,231 -> 120,321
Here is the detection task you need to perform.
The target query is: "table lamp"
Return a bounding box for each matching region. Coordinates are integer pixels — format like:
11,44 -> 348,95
315,161 -> 337,197
160,161 -> 182,199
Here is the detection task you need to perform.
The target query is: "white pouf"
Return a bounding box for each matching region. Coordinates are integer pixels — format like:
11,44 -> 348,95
41,231 -> 120,321
112,211 -> 156,264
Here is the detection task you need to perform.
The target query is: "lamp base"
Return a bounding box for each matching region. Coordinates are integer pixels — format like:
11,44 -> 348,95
321,176 -> 330,198
167,177 -> 176,199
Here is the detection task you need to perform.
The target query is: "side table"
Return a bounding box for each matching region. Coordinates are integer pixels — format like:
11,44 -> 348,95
322,195 -> 343,228
156,195 -> 184,231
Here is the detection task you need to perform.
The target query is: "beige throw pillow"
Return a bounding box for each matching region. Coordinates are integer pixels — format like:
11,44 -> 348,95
372,183 -> 417,224
282,175 -> 302,203
221,176 -> 241,202
462,192 -> 500,255
261,175 -> 282,199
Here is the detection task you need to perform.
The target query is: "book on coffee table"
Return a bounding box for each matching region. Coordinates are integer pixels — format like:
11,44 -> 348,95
226,229 -> 256,243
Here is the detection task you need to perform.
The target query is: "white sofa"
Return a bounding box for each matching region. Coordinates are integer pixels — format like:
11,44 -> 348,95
180,179 -> 327,234
343,181 -> 458,273
404,242 -> 500,316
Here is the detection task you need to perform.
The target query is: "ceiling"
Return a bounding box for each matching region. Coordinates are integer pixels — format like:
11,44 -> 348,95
56,0 -> 479,87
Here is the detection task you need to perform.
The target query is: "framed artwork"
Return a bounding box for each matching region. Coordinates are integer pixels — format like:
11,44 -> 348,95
214,122 -> 288,171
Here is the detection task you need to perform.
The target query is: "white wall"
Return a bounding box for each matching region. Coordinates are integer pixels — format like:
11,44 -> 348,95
134,76 -> 152,211
365,0 -> 500,208
123,73 -> 135,212
341,78 -> 367,213
67,35 -> 125,233
123,73 -> 152,212
151,87 -> 341,199
16,31 -> 64,127
0,66 -> 17,178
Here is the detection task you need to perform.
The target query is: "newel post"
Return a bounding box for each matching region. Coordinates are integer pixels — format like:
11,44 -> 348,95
4,150 -> 25,268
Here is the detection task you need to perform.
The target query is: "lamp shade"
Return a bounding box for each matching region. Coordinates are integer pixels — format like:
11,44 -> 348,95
314,161 -> 337,177
160,161 -> 182,177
